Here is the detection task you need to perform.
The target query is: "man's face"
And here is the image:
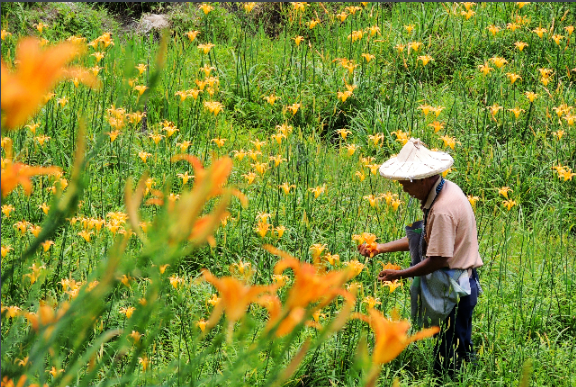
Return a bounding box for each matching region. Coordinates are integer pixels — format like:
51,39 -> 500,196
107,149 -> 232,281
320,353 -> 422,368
398,179 -> 429,201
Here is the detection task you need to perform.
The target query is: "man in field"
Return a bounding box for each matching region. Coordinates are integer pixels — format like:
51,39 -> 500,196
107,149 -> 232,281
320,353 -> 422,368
358,138 -> 483,378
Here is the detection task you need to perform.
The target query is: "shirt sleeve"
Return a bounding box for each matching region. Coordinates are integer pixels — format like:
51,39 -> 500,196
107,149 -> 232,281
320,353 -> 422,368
425,213 -> 456,258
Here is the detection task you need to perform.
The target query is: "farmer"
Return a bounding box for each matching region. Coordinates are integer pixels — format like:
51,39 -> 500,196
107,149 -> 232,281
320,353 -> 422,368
358,138 -> 483,378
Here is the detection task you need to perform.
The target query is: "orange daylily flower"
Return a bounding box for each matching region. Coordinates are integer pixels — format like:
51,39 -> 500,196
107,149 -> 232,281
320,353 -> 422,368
354,308 -> 439,364
202,269 -> 276,330
1,37 -> 98,130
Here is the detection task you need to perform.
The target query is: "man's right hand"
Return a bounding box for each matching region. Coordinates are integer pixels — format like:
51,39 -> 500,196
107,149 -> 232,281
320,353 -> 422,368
357,243 -> 383,257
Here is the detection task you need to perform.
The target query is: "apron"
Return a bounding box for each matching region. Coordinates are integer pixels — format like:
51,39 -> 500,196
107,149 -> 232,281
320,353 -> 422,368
407,209 -> 472,328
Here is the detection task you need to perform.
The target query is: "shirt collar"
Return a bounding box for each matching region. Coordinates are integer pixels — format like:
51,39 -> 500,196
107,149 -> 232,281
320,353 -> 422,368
421,177 -> 443,210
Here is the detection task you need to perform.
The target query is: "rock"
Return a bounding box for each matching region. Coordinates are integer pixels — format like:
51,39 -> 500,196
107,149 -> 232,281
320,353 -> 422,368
137,14 -> 171,35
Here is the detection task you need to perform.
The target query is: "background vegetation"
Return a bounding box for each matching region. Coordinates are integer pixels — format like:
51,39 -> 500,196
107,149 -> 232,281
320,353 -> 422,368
1,2 -> 575,386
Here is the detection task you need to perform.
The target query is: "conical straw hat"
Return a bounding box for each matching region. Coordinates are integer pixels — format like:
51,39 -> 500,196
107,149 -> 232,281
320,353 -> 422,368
379,138 -> 453,181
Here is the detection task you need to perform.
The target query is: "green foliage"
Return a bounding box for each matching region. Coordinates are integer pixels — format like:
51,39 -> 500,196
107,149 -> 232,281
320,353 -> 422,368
1,2 -> 576,387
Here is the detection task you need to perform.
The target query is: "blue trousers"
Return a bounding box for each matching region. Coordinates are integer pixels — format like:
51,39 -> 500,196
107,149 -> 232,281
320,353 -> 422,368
433,270 -> 479,377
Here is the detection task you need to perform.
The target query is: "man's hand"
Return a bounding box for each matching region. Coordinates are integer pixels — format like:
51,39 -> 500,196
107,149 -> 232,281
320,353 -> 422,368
357,243 -> 382,257
378,269 -> 401,282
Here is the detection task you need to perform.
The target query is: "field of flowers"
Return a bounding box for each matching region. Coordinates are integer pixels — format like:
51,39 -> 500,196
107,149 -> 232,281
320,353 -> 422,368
1,2 -> 575,386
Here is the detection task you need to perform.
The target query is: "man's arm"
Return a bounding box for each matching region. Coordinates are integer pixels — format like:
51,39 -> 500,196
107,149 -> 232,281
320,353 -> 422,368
378,256 -> 449,282
357,237 -> 409,257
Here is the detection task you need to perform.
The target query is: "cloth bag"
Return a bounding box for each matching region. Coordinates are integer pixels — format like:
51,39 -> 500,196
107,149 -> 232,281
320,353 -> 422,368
407,220 -> 471,328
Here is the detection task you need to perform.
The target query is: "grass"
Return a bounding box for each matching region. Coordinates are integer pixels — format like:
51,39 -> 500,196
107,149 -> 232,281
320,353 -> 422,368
1,2 -> 576,386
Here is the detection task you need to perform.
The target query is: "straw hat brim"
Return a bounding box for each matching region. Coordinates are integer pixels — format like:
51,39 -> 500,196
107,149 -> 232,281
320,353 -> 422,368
379,138 -> 453,181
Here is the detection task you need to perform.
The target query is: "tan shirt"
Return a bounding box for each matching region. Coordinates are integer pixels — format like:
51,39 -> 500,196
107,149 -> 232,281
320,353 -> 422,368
422,179 -> 483,269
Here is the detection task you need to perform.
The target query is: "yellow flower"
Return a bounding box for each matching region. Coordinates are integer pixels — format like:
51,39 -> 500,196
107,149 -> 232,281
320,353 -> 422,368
271,133 -> 285,145
348,30 -> 364,43
119,306 -> 136,319
502,199 -> 517,211
368,133 -> 384,146
462,2 -> 476,11
498,186 -> 513,199
439,135 -> 458,149
133,85 -> 147,96
336,129 -> 351,140
394,43 -> 406,53
552,130 -> 565,140
199,3 -> 214,14
564,26 -> 574,36
487,25 -> 500,36
337,90 -> 353,102
354,308 -> 439,365
106,130 -> 119,143
563,114 -> 575,126
487,103 -> 502,116
232,149 -> 246,160
1,245 -> 13,258
364,194 -> 379,208
552,35 -> 564,45
269,154 -> 286,167
309,185 -> 326,199
418,55 -> 433,66
78,230 -> 93,242
552,104 -> 571,118
507,107 -> 525,119
56,96 -> 69,108
286,103 -> 301,115
169,275 -> 184,289
35,135 -> 51,146
507,23 -> 520,32
198,43 -> 215,54
128,330 -> 142,342
35,22 -> 49,33
90,65 -> 102,76
292,36 -> 305,46
148,133 -> 165,145
346,5 -> 362,15
176,140 -> 191,153
408,41 -> 422,52
186,30 -> 200,42
345,143 -> 360,156
1,30 -> 12,40
418,104 -> 433,116
429,121 -> 444,133
177,171 -> 194,185
247,149 -> 262,161
361,53 -> 375,63
204,101 -> 224,116
255,220 -> 269,238
263,94 -> 279,105
2,204 -> 15,218
490,56 -> 508,69
196,319 -> 208,332
391,198 -> 402,211
211,137 -> 227,148
138,151 -> 152,163
467,195 -> 480,208
525,91 -> 538,103
366,164 -> 380,175
365,25 -> 380,37
355,170 -> 366,182
343,260 -> 365,278
404,24 -> 415,34
274,225 -> 286,238
138,356 -> 150,371
276,123 -> 293,137
461,9 -> 476,20
243,2 -> 256,12
242,172 -> 256,184
292,2 -> 308,12
25,123 -> 41,134
29,224 -> 42,237
391,130 -> 409,145
335,12 -> 348,23
251,139 -> 266,151
307,19 -> 320,29
514,41 -> 528,51
279,182 -> 295,194
533,27 -> 547,38
1,305 -> 20,317
506,73 -> 522,84
251,161 -> 268,175
309,243 -> 327,263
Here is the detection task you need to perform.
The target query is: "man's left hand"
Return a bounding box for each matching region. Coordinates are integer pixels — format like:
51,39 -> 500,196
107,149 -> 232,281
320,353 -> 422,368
378,269 -> 401,282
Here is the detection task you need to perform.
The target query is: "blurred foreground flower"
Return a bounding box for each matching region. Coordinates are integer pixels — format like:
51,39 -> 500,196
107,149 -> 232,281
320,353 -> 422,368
1,37 -> 99,130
